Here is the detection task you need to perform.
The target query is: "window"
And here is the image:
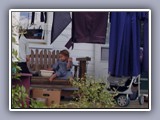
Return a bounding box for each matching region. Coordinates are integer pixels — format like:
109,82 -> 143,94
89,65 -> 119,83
101,47 -> 109,61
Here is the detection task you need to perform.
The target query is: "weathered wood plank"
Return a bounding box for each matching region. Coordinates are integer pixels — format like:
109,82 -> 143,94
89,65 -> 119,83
35,49 -> 39,71
48,50 -> 52,68
31,76 -> 70,85
56,50 -> 59,60
44,49 -> 47,69
30,49 -> 35,71
52,50 -> 55,65
39,50 -> 43,69
30,84 -> 74,89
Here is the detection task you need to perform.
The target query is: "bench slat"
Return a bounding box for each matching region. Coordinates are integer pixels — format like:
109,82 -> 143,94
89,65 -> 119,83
30,50 -> 35,71
48,50 -> 52,68
39,50 -> 43,69
35,49 -> 39,71
52,50 -> 55,65
44,49 -> 47,69
31,76 -> 71,85
30,84 -> 73,89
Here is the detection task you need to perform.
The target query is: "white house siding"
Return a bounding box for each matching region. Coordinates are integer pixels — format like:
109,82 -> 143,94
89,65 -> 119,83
94,22 -> 110,79
94,44 -> 109,79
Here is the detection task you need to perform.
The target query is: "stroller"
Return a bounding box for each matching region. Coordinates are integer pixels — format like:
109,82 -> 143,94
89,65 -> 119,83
107,75 -> 144,107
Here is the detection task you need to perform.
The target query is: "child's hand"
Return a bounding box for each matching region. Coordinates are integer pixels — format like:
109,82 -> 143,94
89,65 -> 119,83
68,57 -> 72,62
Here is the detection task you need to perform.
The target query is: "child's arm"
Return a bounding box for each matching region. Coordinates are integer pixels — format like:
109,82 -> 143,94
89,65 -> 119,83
67,57 -> 73,70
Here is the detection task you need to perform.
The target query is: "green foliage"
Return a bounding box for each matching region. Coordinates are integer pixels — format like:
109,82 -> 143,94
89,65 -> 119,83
12,36 -> 16,44
12,24 -> 19,60
69,77 -> 116,108
30,99 -> 48,108
12,85 -> 29,108
12,49 -> 20,61
11,62 -> 21,80
11,18 -> 29,109
11,20 -> 21,80
12,86 -> 48,109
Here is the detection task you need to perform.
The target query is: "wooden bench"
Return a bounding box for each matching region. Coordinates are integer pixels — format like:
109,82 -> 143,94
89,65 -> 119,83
28,48 -> 91,98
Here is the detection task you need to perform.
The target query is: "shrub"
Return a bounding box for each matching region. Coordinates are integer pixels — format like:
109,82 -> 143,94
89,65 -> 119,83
69,76 -> 116,108
12,85 -> 28,108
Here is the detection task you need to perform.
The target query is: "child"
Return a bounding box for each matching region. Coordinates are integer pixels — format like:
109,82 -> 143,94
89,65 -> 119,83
49,50 -> 73,82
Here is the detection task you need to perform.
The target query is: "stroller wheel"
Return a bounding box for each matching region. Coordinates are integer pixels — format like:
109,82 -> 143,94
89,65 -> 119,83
117,95 -> 130,107
138,95 -> 144,105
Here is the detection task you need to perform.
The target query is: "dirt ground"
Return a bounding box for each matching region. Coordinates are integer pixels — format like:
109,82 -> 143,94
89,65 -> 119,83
115,100 -> 149,109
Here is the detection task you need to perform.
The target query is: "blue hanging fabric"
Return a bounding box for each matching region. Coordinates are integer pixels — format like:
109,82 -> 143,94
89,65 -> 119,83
109,12 -> 141,77
142,12 -> 149,74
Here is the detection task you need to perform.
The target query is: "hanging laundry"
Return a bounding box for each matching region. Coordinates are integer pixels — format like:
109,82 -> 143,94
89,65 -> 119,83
40,12 -> 47,23
109,12 -> 142,77
31,12 -> 35,25
31,12 -> 47,25
65,12 -> 108,49
50,12 -> 71,44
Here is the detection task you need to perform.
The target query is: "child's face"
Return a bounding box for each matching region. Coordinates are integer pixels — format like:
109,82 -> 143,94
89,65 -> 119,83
59,54 -> 68,61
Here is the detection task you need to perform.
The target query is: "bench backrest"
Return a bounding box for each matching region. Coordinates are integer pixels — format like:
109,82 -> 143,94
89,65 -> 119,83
29,49 -> 60,71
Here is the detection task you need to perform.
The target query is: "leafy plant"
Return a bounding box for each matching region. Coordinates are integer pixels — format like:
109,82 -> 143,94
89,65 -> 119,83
11,15 -> 25,108
69,76 -> 116,108
11,17 -> 22,79
30,98 -> 48,108
12,85 -> 29,108
11,62 -> 21,80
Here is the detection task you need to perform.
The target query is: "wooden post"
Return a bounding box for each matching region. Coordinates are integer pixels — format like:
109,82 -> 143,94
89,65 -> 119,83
76,57 -> 91,79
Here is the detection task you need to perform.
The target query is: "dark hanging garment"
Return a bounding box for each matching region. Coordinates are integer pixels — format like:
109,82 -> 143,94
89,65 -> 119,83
40,12 -> 44,22
40,12 -> 47,23
109,12 -> 141,77
44,12 -> 47,23
65,12 -> 108,49
50,12 -> 71,44
31,12 -> 35,25
31,12 -> 47,25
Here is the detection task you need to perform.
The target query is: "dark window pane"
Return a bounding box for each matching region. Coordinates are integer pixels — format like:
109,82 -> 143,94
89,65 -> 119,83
101,47 -> 109,61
